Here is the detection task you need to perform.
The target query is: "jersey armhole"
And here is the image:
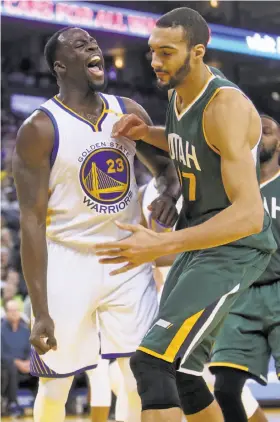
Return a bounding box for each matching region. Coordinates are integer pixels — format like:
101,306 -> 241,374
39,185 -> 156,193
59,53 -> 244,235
115,96 -> 127,114
38,106 -> 60,168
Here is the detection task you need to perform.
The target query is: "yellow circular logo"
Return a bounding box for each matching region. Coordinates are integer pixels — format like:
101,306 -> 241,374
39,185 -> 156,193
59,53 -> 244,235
80,148 -> 130,204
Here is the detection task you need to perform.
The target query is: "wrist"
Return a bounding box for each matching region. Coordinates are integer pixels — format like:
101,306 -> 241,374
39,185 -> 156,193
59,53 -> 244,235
142,125 -> 152,143
33,309 -> 50,320
160,231 -> 178,255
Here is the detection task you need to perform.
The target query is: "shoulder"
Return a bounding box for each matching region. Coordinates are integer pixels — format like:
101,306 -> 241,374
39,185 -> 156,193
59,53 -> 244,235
120,97 -> 152,125
204,88 -> 260,132
203,89 -> 261,152
205,88 -> 253,117
1,319 -> 8,329
16,110 -> 54,160
18,110 -> 54,140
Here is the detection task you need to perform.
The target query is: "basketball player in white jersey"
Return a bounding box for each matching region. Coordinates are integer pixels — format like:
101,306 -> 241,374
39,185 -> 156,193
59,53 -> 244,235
12,27 -> 181,422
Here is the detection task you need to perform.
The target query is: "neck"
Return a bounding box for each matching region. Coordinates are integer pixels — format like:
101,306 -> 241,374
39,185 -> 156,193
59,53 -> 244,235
58,84 -> 102,110
175,64 -> 211,111
260,158 -> 280,183
10,321 -> 19,331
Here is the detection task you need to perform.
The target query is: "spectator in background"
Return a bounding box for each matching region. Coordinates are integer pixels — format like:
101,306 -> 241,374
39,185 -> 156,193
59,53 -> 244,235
6,269 -> 20,288
1,227 -> 14,249
1,300 -> 37,417
1,246 -> 11,274
1,283 -> 24,318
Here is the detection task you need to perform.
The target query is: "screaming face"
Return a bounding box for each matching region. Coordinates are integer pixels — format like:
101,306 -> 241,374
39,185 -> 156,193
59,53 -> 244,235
54,28 -> 106,91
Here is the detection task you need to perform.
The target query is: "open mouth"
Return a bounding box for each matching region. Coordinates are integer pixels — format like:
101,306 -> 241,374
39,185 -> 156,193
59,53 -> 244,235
87,56 -> 104,76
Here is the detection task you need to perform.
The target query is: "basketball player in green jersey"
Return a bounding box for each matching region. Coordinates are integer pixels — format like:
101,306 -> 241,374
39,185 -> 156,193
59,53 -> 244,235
96,7 -> 277,422
209,115 -> 280,422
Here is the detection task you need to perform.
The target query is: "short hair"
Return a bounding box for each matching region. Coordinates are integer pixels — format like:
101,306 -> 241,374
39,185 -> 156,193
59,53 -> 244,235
156,7 -> 210,48
44,27 -> 74,76
260,114 -> 279,129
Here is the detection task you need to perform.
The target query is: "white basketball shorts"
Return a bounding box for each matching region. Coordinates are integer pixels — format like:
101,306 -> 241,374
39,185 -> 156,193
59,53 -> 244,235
30,240 -> 158,377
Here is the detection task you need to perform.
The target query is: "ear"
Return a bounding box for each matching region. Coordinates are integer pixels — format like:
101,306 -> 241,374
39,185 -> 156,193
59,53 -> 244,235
192,44 -> 205,61
54,60 -> 66,74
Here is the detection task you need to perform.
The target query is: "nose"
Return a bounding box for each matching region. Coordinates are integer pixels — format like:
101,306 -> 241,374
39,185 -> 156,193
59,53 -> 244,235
151,53 -> 163,70
86,43 -> 99,53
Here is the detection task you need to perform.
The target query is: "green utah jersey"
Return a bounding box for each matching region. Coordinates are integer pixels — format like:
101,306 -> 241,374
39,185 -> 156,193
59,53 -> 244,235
255,171 -> 280,284
167,66 -> 276,253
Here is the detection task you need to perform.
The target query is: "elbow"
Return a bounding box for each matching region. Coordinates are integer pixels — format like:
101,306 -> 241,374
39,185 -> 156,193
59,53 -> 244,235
247,206 -> 264,235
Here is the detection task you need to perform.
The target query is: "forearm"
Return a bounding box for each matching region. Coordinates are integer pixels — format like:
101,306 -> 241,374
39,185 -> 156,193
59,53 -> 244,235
20,216 -> 49,318
142,126 -> 169,152
161,203 -> 263,254
155,160 -> 181,201
137,142 -> 180,201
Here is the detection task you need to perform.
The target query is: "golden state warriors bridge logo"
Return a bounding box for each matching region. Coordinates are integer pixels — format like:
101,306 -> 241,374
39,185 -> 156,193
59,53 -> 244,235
80,148 -> 131,211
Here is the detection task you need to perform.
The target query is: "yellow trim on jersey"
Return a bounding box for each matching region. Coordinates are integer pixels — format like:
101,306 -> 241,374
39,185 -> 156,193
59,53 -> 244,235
208,362 -> 249,372
46,208 -> 54,227
138,346 -> 174,362
174,68 -> 215,120
202,87 -> 222,155
138,308 -> 204,362
107,109 -> 124,118
164,309 -> 204,360
150,218 -> 172,232
54,95 -> 109,131
260,169 -> 280,187
202,86 -> 261,156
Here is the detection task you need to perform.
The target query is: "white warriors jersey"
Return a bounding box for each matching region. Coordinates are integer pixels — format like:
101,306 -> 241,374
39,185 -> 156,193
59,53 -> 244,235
40,93 -> 141,249
142,178 -> 183,232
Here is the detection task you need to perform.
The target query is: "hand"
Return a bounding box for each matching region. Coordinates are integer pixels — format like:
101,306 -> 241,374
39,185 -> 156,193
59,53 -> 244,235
21,360 -> 30,373
14,359 -> 30,373
30,314 -> 57,355
96,221 -> 168,275
111,114 -> 149,141
148,193 -> 178,228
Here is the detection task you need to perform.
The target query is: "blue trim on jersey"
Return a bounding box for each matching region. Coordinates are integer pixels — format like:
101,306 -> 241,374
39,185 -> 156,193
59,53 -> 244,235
101,352 -> 134,359
116,96 -> 127,114
98,92 -> 109,110
30,363 -> 97,378
96,93 -> 109,131
39,106 -> 59,168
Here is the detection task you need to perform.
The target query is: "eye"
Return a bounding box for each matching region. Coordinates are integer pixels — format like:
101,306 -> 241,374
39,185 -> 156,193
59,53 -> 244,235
75,42 -> 85,48
162,52 -> 172,57
263,127 -> 272,135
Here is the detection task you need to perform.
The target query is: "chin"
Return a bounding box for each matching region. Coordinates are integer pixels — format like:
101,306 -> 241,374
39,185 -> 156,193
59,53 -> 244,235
156,80 -> 171,92
88,75 -> 107,92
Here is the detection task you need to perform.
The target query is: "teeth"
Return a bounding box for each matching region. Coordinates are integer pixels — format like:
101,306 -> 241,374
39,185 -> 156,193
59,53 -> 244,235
88,56 -> 101,66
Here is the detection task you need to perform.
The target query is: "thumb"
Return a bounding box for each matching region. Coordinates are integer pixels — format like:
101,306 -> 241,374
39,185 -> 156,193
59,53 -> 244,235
47,334 -> 57,351
115,221 -> 138,232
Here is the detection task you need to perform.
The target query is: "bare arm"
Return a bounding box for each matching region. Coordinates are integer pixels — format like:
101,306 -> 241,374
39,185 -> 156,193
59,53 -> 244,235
112,91 -> 175,152
122,97 -> 181,226
13,111 -> 57,354
141,126 -> 168,152
160,90 -> 264,253
122,97 -> 171,177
